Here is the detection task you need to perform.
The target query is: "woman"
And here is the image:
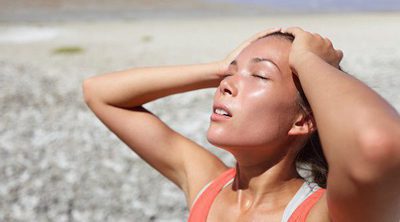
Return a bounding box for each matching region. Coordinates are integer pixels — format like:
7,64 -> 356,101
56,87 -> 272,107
83,27 -> 400,221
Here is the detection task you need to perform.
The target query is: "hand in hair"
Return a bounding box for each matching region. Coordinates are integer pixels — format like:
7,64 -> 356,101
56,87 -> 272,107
217,27 -> 281,76
283,27 -> 343,74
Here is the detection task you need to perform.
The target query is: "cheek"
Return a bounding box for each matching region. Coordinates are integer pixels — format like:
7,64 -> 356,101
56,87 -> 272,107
207,82 -> 298,147
243,85 -> 291,121
237,87 -> 298,141
238,100 -> 282,141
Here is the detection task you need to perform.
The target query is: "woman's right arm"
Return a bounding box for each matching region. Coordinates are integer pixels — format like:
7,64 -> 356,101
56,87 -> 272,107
83,63 -> 222,108
82,62 -> 229,206
82,28 -> 280,207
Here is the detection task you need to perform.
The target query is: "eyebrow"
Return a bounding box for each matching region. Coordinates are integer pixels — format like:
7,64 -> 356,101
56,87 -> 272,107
230,58 -> 281,72
251,57 -> 281,72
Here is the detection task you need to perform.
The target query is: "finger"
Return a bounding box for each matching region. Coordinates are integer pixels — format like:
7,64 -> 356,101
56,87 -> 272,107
241,28 -> 281,44
253,27 -> 282,39
336,49 -> 344,60
324,37 -> 333,47
238,27 -> 282,49
282,27 -> 304,36
312,33 -> 324,40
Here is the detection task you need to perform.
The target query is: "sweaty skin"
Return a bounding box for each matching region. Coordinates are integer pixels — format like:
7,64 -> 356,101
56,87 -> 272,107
83,27 -> 400,221
208,37 -> 301,149
206,36 -> 314,222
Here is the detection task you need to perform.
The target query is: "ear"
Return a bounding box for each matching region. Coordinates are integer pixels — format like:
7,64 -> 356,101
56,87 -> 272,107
288,112 -> 316,136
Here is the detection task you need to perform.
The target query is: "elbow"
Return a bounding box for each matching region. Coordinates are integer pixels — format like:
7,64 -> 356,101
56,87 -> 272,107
359,127 -> 399,162
82,77 -> 97,106
351,126 -> 400,183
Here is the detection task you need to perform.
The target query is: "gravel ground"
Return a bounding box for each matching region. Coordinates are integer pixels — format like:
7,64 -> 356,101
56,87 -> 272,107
1,13 -> 400,221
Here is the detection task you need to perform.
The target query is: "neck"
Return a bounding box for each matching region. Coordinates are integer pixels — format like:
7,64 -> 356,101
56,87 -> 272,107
227,143 -> 304,210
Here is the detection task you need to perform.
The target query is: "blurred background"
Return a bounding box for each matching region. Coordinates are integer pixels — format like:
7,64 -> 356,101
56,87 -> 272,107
1,0 -> 399,221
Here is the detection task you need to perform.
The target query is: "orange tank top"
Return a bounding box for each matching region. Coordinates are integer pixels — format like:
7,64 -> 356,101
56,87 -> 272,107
188,168 -> 325,222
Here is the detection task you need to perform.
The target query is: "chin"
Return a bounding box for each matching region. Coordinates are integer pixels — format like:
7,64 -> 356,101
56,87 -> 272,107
207,127 -> 228,148
207,129 -> 241,150
206,129 -> 219,146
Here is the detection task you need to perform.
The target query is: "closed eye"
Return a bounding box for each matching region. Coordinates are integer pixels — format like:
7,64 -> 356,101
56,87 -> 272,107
252,74 -> 269,80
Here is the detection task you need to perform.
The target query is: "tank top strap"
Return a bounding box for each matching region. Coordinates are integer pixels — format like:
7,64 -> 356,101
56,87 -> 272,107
188,168 -> 236,222
287,188 -> 326,222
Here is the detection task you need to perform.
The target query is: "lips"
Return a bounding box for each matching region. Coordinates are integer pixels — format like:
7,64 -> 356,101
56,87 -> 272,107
211,103 -> 232,121
215,108 -> 230,116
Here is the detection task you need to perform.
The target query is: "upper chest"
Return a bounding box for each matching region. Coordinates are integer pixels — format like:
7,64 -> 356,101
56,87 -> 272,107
203,187 -> 331,222
206,188 -> 287,222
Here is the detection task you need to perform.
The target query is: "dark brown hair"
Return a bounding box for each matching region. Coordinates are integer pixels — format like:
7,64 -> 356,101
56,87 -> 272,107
295,87 -> 328,188
260,32 -> 329,188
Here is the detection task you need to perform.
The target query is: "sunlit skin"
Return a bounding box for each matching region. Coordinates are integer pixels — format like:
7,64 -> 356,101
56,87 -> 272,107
208,36 -> 304,150
84,25 -> 400,221
206,36 -> 314,221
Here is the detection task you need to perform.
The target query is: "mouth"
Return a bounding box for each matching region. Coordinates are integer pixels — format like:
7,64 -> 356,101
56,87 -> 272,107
214,107 -> 232,117
211,104 -> 232,121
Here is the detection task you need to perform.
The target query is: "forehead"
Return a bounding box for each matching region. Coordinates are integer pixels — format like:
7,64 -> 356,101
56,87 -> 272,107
236,36 -> 292,65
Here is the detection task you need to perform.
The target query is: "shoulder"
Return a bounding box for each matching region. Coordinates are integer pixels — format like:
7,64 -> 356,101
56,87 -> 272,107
286,182 -> 329,222
188,168 -> 236,221
305,191 -> 331,222
185,163 -> 230,208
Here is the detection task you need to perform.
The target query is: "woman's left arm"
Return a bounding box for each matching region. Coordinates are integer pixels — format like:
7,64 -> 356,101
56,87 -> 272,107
285,27 -> 400,222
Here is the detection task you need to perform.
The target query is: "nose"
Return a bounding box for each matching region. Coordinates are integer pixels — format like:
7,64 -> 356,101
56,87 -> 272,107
219,76 -> 238,97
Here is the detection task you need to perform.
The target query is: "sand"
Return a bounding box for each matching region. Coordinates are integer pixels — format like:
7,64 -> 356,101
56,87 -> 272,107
1,13 -> 400,221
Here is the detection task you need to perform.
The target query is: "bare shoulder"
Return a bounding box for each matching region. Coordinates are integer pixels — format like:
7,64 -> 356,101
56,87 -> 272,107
144,122 -> 229,207
306,192 -> 331,222
182,142 -> 229,208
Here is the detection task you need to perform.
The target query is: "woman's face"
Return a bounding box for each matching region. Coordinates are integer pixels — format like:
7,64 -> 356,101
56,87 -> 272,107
207,36 -> 301,150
